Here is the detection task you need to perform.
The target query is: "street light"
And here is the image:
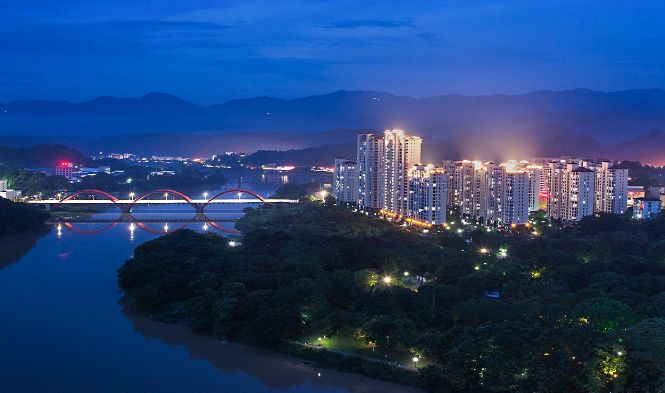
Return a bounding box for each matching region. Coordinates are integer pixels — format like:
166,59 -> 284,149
129,192 -> 135,200
203,192 -> 208,200
413,357 -> 419,368
383,276 -> 392,284
237,192 -> 242,200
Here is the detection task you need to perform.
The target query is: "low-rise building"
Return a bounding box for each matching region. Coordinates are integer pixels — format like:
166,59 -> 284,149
633,198 -> 661,219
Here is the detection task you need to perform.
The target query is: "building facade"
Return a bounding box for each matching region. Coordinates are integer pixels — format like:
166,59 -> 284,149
633,198 -> 661,219
594,161 -> 628,215
333,158 -> 358,203
547,164 -> 595,221
407,165 -> 447,225
356,130 -> 421,213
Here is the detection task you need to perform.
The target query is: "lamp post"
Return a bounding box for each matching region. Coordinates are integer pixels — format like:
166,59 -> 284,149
203,192 -> 208,200
413,357 -> 419,369
129,192 -> 135,200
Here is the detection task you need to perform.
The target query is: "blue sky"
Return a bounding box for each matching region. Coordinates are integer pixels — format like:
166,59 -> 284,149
2,0 -> 665,103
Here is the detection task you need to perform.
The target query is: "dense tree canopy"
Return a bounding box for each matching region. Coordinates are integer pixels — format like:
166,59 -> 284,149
0,197 -> 49,235
118,203 -> 665,392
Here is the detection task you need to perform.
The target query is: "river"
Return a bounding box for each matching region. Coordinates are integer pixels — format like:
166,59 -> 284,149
0,187 -> 423,393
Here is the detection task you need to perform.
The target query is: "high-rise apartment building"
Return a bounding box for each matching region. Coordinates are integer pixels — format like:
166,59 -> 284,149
356,130 -> 421,213
594,161 -> 628,215
357,133 -> 384,209
547,163 -> 595,221
501,170 -> 530,225
333,158 -> 358,203
407,165 -> 447,224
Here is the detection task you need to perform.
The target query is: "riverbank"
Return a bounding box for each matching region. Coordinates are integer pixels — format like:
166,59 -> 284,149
123,306 -> 425,393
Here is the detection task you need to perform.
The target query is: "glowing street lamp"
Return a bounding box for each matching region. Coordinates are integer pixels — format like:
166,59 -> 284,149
320,190 -> 328,200
129,192 -> 135,200
203,192 -> 209,200
383,276 -> 392,284
237,192 -> 242,200
164,192 -> 169,200
413,357 -> 419,368
479,247 -> 489,254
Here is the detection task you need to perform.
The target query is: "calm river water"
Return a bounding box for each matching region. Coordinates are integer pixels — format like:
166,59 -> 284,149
0,189 -> 422,393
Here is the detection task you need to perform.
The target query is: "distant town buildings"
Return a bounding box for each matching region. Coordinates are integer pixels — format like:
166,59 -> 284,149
55,162 -> 74,180
0,179 -> 22,200
334,130 -> 638,226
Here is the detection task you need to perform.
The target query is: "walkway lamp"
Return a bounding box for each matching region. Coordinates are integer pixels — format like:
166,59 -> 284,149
413,357 -> 419,368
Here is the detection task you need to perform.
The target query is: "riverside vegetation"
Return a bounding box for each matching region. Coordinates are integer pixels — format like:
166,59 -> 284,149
0,197 -> 50,236
118,201 -> 665,393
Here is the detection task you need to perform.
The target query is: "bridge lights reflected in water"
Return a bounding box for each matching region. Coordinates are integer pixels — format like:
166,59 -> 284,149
129,222 -> 136,241
203,223 -> 209,231
163,223 -> 169,232
56,223 -> 63,238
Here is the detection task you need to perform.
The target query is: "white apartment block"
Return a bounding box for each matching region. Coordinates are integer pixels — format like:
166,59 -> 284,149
547,163 -> 595,221
333,158 -> 358,203
524,164 -> 544,212
501,170 -> 530,225
443,161 -> 530,225
408,165 -> 447,225
356,130 -> 421,214
357,133 -> 384,209
594,161 -> 628,215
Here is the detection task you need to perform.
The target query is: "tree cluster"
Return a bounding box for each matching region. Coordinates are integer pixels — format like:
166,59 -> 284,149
118,203 -> 665,392
0,197 -> 50,235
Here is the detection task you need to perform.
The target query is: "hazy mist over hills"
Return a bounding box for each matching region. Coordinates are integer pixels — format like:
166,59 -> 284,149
1,89 -> 665,164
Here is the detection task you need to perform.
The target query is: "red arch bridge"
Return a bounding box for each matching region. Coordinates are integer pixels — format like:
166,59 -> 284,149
29,188 -> 298,213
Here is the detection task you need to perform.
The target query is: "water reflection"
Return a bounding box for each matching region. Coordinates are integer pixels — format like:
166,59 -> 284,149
0,231 -> 48,270
53,213 -> 241,239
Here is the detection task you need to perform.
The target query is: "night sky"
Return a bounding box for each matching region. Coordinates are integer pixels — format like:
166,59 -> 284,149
3,1 -> 665,103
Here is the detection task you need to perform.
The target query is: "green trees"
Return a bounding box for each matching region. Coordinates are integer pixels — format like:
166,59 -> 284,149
118,204 -> 665,392
0,198 -> 50,235
625,319 -> 665,392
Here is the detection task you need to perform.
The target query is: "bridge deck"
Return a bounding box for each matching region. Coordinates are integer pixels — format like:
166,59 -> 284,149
29,198 -> 297,204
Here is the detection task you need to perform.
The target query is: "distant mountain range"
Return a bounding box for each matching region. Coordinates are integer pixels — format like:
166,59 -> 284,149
1,89 -> 665,164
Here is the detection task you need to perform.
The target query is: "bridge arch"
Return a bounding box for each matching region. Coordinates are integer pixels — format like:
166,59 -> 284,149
59,189 -> 119,204
129,189 -> 197,212
201,188 -> 267,211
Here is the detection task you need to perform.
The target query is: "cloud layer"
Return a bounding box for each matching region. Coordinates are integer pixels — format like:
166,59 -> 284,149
2,1 -> 665,103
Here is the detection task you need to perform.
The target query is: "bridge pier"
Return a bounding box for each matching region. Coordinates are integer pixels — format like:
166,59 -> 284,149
194,204 -> 205,214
